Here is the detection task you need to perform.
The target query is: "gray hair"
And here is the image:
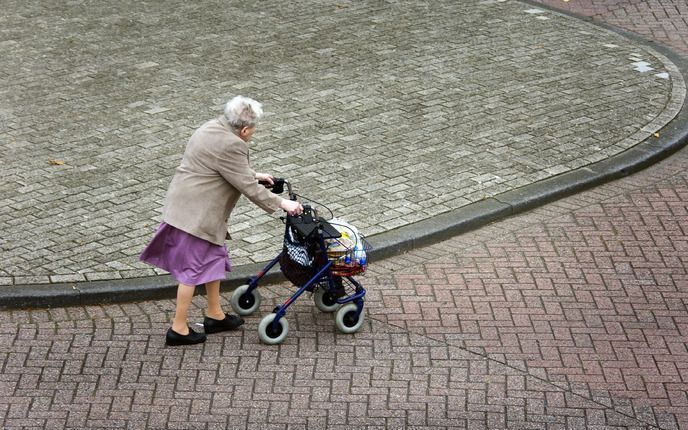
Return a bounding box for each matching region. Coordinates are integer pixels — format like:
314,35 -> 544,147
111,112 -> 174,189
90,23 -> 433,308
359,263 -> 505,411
224,95 -> 263,129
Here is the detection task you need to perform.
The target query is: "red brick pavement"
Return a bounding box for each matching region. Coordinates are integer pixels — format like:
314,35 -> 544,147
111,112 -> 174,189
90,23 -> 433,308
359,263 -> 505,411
531,0 -> 688,55
366,141 -> 688,429
0,289 -> 656,429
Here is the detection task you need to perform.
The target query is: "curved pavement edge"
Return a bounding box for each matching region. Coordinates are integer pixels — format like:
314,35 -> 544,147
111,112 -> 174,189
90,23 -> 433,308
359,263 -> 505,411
3,12 -> 688,310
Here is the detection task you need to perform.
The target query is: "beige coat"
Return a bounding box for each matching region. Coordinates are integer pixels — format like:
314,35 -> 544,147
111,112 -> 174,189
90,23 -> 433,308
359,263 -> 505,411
163,115 -> 284,245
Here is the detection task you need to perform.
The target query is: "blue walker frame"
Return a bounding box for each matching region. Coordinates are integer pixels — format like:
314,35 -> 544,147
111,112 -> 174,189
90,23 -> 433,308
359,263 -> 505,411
236,178 -> 367,340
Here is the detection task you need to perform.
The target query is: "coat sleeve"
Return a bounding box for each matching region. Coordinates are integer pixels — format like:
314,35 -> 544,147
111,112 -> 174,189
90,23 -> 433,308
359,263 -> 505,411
212,139 -> 284,213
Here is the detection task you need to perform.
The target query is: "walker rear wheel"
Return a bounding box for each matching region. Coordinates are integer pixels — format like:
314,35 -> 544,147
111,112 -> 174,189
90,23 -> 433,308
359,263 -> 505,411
314,287 -> 341,313
334,302 -> 365,334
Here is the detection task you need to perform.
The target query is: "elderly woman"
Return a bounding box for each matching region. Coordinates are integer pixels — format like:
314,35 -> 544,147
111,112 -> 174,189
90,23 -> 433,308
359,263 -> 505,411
140,96 -> 303,346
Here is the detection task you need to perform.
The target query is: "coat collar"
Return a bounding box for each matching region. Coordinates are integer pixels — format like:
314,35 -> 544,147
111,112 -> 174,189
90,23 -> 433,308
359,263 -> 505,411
218,115 -> 242,139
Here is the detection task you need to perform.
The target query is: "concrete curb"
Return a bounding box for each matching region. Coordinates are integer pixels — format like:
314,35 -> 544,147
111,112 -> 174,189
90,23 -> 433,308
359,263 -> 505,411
3,13 -> 687,310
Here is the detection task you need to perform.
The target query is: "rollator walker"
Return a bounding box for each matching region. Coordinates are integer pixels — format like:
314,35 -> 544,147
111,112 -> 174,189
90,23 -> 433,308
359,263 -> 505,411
230,179 -> 370,344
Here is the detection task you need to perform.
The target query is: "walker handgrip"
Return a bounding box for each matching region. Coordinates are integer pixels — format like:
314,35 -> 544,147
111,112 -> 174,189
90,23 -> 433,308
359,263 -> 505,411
259,177 -> 286,194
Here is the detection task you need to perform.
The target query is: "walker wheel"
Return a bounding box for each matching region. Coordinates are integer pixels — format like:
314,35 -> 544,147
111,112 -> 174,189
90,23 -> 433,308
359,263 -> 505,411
314,287 -> 341,313
230,284 -> 262,316
258,313 -> 289,345
334,302 -> 365,334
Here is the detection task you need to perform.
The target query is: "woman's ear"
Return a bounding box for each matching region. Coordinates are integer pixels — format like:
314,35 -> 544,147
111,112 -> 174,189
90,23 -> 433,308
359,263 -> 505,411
238,125 -> 256,142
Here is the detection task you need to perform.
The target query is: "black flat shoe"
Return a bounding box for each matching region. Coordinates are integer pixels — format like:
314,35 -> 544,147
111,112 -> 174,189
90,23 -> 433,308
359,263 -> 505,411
203,313 -> 245,334
166,327 -> 207,346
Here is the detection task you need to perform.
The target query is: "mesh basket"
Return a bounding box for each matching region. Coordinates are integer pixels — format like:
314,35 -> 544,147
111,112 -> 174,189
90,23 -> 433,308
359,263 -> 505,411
326,236 -> 371,277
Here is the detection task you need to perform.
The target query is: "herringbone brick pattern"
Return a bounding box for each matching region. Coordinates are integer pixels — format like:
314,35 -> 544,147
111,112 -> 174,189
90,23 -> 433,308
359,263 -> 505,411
0,285 -> 661,429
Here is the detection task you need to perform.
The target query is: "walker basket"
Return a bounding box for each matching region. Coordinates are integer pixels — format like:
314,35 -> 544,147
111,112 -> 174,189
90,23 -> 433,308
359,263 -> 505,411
326,236 -> 372,277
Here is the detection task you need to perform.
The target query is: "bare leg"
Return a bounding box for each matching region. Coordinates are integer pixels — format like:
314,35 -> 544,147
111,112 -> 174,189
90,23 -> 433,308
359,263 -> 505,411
205,280 -> 226,320
171,283 -> 196,335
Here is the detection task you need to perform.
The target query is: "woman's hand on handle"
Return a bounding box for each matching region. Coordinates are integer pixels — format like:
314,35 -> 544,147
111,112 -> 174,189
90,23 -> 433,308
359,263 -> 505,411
255,172 -> 274,185
280,199 -> 303,216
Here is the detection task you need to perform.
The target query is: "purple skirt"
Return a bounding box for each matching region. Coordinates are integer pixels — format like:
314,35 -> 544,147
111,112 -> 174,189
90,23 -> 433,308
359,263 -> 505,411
139,223 -> 232,286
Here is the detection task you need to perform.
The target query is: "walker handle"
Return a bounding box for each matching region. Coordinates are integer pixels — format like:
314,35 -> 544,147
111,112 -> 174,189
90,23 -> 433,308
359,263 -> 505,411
259,177 -> 287,195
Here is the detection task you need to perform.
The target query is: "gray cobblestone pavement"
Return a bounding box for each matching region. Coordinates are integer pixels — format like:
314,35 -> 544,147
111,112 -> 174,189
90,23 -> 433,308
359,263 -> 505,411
0,0 -> 685,289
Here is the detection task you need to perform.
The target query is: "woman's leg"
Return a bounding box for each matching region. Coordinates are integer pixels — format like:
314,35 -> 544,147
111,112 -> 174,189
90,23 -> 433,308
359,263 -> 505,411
205,280 -> 226,320
171,283 -> 196,335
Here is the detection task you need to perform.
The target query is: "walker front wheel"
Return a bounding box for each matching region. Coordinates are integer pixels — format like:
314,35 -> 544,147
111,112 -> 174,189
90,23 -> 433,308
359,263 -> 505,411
258,313 -> 289,345
230,284 -> 262,316
335,302 -> 365,334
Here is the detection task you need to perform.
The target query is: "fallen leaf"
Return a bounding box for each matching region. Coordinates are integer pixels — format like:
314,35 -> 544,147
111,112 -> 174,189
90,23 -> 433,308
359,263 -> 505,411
48,159 -> 65,165
336,4 -> 348,8
654,132 -> 660,138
